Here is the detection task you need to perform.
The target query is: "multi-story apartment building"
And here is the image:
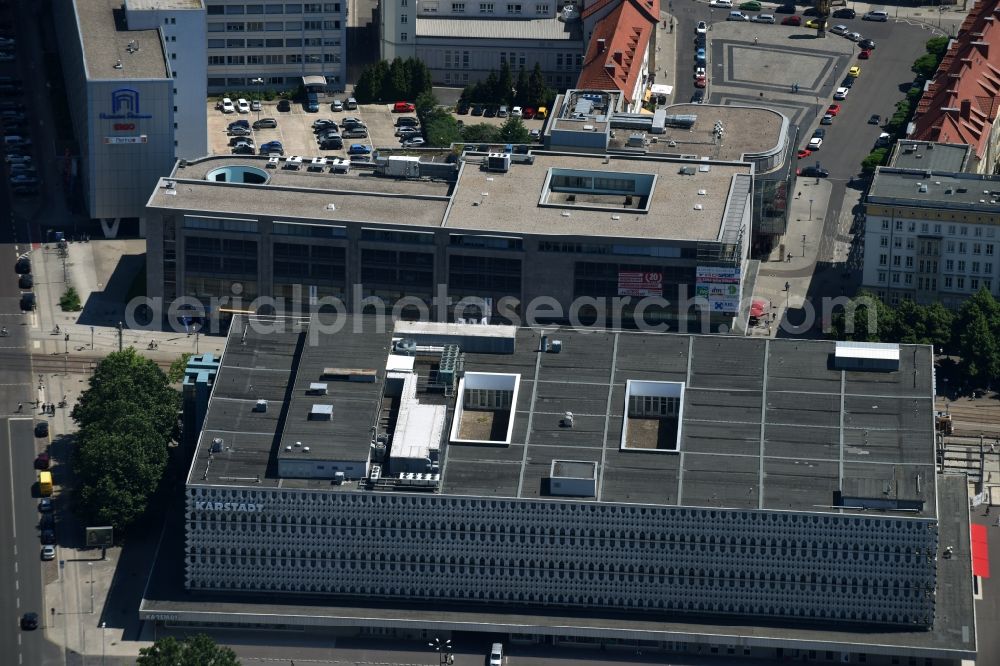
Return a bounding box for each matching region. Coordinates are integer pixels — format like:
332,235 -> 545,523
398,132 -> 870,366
863,166 -> 1000,308
205,0 -> 348,92
52,0 -> 207,228
138,315 -> 976,665
380,0 -> 584,88
908,0 -> 1000,174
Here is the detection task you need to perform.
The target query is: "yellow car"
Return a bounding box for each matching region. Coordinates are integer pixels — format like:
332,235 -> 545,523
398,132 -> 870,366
805,18 -> 828,29
848,65 -> 861,77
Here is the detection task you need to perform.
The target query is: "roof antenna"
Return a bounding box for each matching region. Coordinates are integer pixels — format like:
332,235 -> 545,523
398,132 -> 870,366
114,59 -> 123,69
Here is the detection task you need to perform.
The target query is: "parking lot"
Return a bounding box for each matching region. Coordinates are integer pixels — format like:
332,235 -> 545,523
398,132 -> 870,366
206,98 -> 547,158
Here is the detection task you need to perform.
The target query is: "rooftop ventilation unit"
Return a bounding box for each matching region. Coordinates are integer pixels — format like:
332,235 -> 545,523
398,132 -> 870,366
394,338 -> 417,356
663,114 -> 697,129
438,344 -> 462,387
253,399 -> 268,412
309,404 -> 334,421
485,152 -> 511,173
210,438 -> 224,453
679,166 -> 696,176
307,382 -> 329,395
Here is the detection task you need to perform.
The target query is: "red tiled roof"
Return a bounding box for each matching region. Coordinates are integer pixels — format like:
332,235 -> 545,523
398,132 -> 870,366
910,0 -> 1000,161
576,0 -> 660,103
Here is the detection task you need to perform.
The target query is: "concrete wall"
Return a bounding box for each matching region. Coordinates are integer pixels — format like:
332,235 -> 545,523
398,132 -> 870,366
415,37 -> 582,88
126,4 -> 208,160
87,79 -> 176,220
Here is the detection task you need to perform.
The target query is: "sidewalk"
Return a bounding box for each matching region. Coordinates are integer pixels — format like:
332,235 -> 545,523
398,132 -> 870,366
750,179 -> 834,337
654,8 -> 677,102
25,240 -> 224,662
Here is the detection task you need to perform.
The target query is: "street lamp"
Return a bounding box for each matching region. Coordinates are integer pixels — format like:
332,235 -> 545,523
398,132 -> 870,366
101,622 -> 106,665
808,198 -> 814,222
427,637 -> 453,666
251,77 -> 264,121
785,280 -> 791,312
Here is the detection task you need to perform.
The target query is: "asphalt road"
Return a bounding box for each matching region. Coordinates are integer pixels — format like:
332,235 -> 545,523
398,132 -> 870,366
673,2 -> 935,270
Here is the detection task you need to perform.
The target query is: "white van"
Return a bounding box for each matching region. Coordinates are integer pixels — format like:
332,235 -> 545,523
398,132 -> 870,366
709,0 -> 733,7
489,643 -> 503,666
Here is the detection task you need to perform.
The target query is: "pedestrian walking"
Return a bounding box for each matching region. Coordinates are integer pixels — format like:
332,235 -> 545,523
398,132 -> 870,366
754,35 -> 758,45
16,402 -> 22,413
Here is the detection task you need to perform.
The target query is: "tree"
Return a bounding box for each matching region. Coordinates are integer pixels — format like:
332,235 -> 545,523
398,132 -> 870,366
957,307 -> 999,385
384,57 -> 408,101
860,148 -> 888,176
482,71 -> 500,102
59,286 -> 82,312
527,63 -> 548,106
953,288 -> 1000,385
69,348 -> 180,531
925,35 -> 949,59
71,348 -> 179,437
498,61 -> 514,105
138,635 -> 240,666
911,53 -> 940,80
405,57 -> 433,99
354,60 -> 389,103
461,123 -> 499,143
515,67 -> 530,106
828,291 -> 895,342
496,116 -> 531,143
423,109 -> 462,147
415,90 -> 439,121
167,353 -> 193,383
72,421 -> 168,530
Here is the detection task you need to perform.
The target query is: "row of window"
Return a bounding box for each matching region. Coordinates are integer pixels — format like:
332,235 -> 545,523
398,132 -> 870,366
875,271 -> 992,292
423,2 -> 549,14
878,235 -> 995,255
209,20 -> 341,32
208,37 -> 340,48
208,77 -> 302,87
209,53 -> 341,65
207,3 -> 342,15
878,218 -> 998,237
183,572 -> 931,625
876,254 -> 994,274
187,490 -> 935,537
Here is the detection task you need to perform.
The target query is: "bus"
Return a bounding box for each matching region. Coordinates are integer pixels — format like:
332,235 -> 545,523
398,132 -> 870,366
38,471 -> 52,497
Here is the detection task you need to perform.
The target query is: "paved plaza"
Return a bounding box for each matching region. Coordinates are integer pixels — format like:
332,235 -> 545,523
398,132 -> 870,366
708,23 -> 855,129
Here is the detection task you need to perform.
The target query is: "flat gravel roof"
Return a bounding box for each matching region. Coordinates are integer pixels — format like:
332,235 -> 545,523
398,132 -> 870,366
189,316 -> 939,519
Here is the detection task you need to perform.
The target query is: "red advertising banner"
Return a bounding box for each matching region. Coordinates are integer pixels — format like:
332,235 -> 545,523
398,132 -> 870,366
618,271 -> 663,297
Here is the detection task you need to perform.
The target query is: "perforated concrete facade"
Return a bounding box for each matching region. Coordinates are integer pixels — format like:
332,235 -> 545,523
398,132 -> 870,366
186,485 -> 938,627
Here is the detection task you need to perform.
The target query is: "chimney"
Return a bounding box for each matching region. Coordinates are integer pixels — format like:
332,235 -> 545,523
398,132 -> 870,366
613,50 -> 623,64
605,62 -> 616,75
960,98 -> 972,119
597,38 -> 606,53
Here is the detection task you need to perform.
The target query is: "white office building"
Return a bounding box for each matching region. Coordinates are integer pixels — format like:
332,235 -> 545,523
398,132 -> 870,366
863,166 -> 1000,308
380,0 -> 584,88
205,0 -> 348,92
52,0 -> 207,230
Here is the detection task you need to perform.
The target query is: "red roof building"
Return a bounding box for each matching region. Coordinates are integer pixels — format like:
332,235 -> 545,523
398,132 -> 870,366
910,0 -> 1000,173
577,0 -> 660,110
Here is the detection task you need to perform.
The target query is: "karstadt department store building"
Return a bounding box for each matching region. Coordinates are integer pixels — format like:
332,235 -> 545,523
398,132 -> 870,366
138,316 -> 977,664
